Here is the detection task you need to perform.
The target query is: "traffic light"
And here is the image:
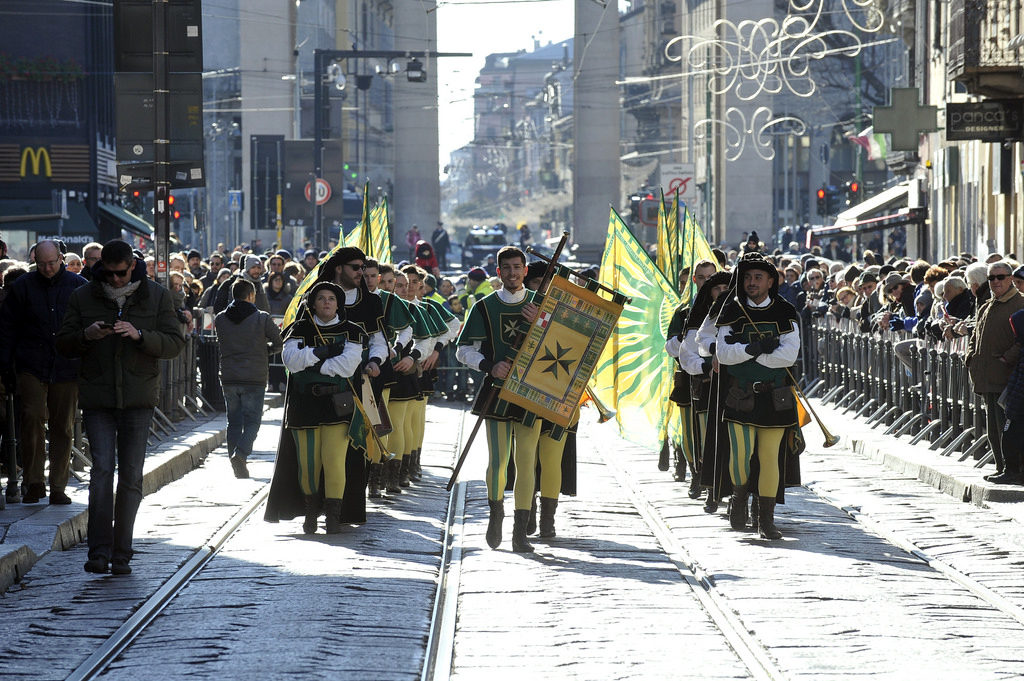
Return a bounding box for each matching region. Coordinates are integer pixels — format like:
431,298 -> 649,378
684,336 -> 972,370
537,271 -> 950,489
816,187 -> 827,216
825,185 -> 842,215
846,180 -> 861,205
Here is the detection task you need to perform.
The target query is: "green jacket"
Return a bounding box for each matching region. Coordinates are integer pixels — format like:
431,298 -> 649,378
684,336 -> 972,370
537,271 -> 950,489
56,266 -> 186,409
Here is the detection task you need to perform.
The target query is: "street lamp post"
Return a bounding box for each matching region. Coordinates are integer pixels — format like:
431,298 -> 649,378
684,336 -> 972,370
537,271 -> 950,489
310,48 -> 470,250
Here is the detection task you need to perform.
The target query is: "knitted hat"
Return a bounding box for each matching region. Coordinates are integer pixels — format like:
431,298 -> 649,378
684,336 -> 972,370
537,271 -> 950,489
276,249 -> 292,260
467,267 -> 487,281
243,255 -> 261,271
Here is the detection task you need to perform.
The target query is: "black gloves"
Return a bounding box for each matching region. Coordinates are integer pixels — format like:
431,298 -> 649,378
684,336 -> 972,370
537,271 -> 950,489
744,335 -> 780,357
889,317 -> 904,332
313,341 -> 345,360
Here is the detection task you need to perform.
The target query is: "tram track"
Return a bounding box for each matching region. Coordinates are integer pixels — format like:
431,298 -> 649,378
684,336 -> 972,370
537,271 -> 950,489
421,406 -> 470,681
601,450 -> 787,681
66,483 -> 272,681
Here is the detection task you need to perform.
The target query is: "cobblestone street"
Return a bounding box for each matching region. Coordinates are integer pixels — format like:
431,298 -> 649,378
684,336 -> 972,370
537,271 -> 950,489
3,399 -> 1024,679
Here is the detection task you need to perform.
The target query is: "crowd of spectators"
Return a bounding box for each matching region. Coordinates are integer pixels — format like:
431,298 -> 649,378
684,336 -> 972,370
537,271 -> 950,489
728,234 -> 1024,485
0,233 -> 519,508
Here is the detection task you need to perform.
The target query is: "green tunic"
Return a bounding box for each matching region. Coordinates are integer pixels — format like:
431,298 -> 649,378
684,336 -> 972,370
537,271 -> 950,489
457,289 -> 535,422
283,317 -> 354,429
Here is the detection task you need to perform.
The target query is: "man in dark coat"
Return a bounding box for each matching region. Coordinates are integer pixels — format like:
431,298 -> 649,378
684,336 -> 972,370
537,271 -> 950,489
215,278 -> 284,478
431,222 -> 450,270
966,261 -> 1024,479
57,240 -> 185,575
0,240 -> 87,504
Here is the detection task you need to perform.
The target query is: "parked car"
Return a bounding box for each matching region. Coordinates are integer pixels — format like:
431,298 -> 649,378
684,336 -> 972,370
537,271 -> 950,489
460,224 -> 510,268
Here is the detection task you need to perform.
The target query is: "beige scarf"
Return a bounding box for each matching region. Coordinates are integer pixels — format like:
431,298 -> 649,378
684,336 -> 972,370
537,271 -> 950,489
101,280 -> 142,311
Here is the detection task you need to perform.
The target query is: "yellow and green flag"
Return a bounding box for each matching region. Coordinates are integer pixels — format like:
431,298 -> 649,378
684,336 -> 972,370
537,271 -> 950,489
592,208 -> 680,451
366,195 -> 393,262
655,190 -> 680,288
677,203 -> 718,306
343,185 -> 371,249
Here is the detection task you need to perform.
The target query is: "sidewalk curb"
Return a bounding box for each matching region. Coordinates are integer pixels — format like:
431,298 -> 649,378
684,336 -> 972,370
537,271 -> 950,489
0,396 -> 281,593
0,419 -> 225,594
816,400 -> 1024,508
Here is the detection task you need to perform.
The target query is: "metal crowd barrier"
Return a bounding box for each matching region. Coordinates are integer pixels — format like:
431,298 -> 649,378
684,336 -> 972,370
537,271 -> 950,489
805,316 -> 991,467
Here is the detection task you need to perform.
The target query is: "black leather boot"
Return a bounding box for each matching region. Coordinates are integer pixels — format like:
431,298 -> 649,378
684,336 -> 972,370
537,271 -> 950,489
385,459 -> 402,494
303,494 -> 319,534
750,494 -> 760,532
703,494 -> 719,513
324,498 -> 343,534
729,483 -> 749,530
687,473 -> 702,499
539,497 -> 558,538
512,509 -> 534,553
486,499 -> 504,549
399,456 -> 412,488
410,449 -> 422,481
368,464 -> 383,499
672,445 -> 686,482
527,494 -> 538,535
757,496 -> 782,540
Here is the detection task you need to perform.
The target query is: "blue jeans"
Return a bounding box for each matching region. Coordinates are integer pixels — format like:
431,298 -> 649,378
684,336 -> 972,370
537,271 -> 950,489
83,408 -> 153,564
223,384 -> 265,460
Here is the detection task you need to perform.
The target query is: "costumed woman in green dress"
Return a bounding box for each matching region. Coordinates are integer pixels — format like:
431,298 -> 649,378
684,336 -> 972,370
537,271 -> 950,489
273,281 -> 364,534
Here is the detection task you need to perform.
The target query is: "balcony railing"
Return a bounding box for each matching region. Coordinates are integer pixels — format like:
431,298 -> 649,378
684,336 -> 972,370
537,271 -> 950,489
948,0 -> 1024,96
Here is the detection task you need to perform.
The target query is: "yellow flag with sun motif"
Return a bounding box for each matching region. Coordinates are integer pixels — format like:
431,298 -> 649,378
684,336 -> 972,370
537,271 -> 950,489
592,208 -> 680,451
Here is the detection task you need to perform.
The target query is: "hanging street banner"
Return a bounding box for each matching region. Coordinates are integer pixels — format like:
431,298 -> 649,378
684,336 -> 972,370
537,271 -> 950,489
498,275 -> 623,427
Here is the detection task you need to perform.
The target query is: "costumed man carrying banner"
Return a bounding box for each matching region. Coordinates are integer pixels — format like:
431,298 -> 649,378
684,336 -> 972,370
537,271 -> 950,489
455,246 -> 544,553
713,253 -> 800,540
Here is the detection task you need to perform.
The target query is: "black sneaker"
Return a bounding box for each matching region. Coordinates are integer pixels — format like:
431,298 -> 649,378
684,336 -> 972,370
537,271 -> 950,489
111,561 -> 132,575
84,558 -> 109,574
49,490 -> 73,505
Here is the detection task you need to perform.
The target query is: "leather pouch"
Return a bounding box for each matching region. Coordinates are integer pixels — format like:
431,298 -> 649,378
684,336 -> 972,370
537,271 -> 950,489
331,391 -> 354,418
771,386 -> 796,411
724,385 -> 755,412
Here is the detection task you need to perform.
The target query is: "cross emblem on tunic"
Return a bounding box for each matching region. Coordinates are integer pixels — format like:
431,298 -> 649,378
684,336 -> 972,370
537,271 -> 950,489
872,87 -> 939,151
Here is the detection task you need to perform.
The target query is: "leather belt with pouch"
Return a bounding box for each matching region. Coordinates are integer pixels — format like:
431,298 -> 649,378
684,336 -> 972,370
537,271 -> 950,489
725,382 -> 794,412
309,382 -> 355,418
